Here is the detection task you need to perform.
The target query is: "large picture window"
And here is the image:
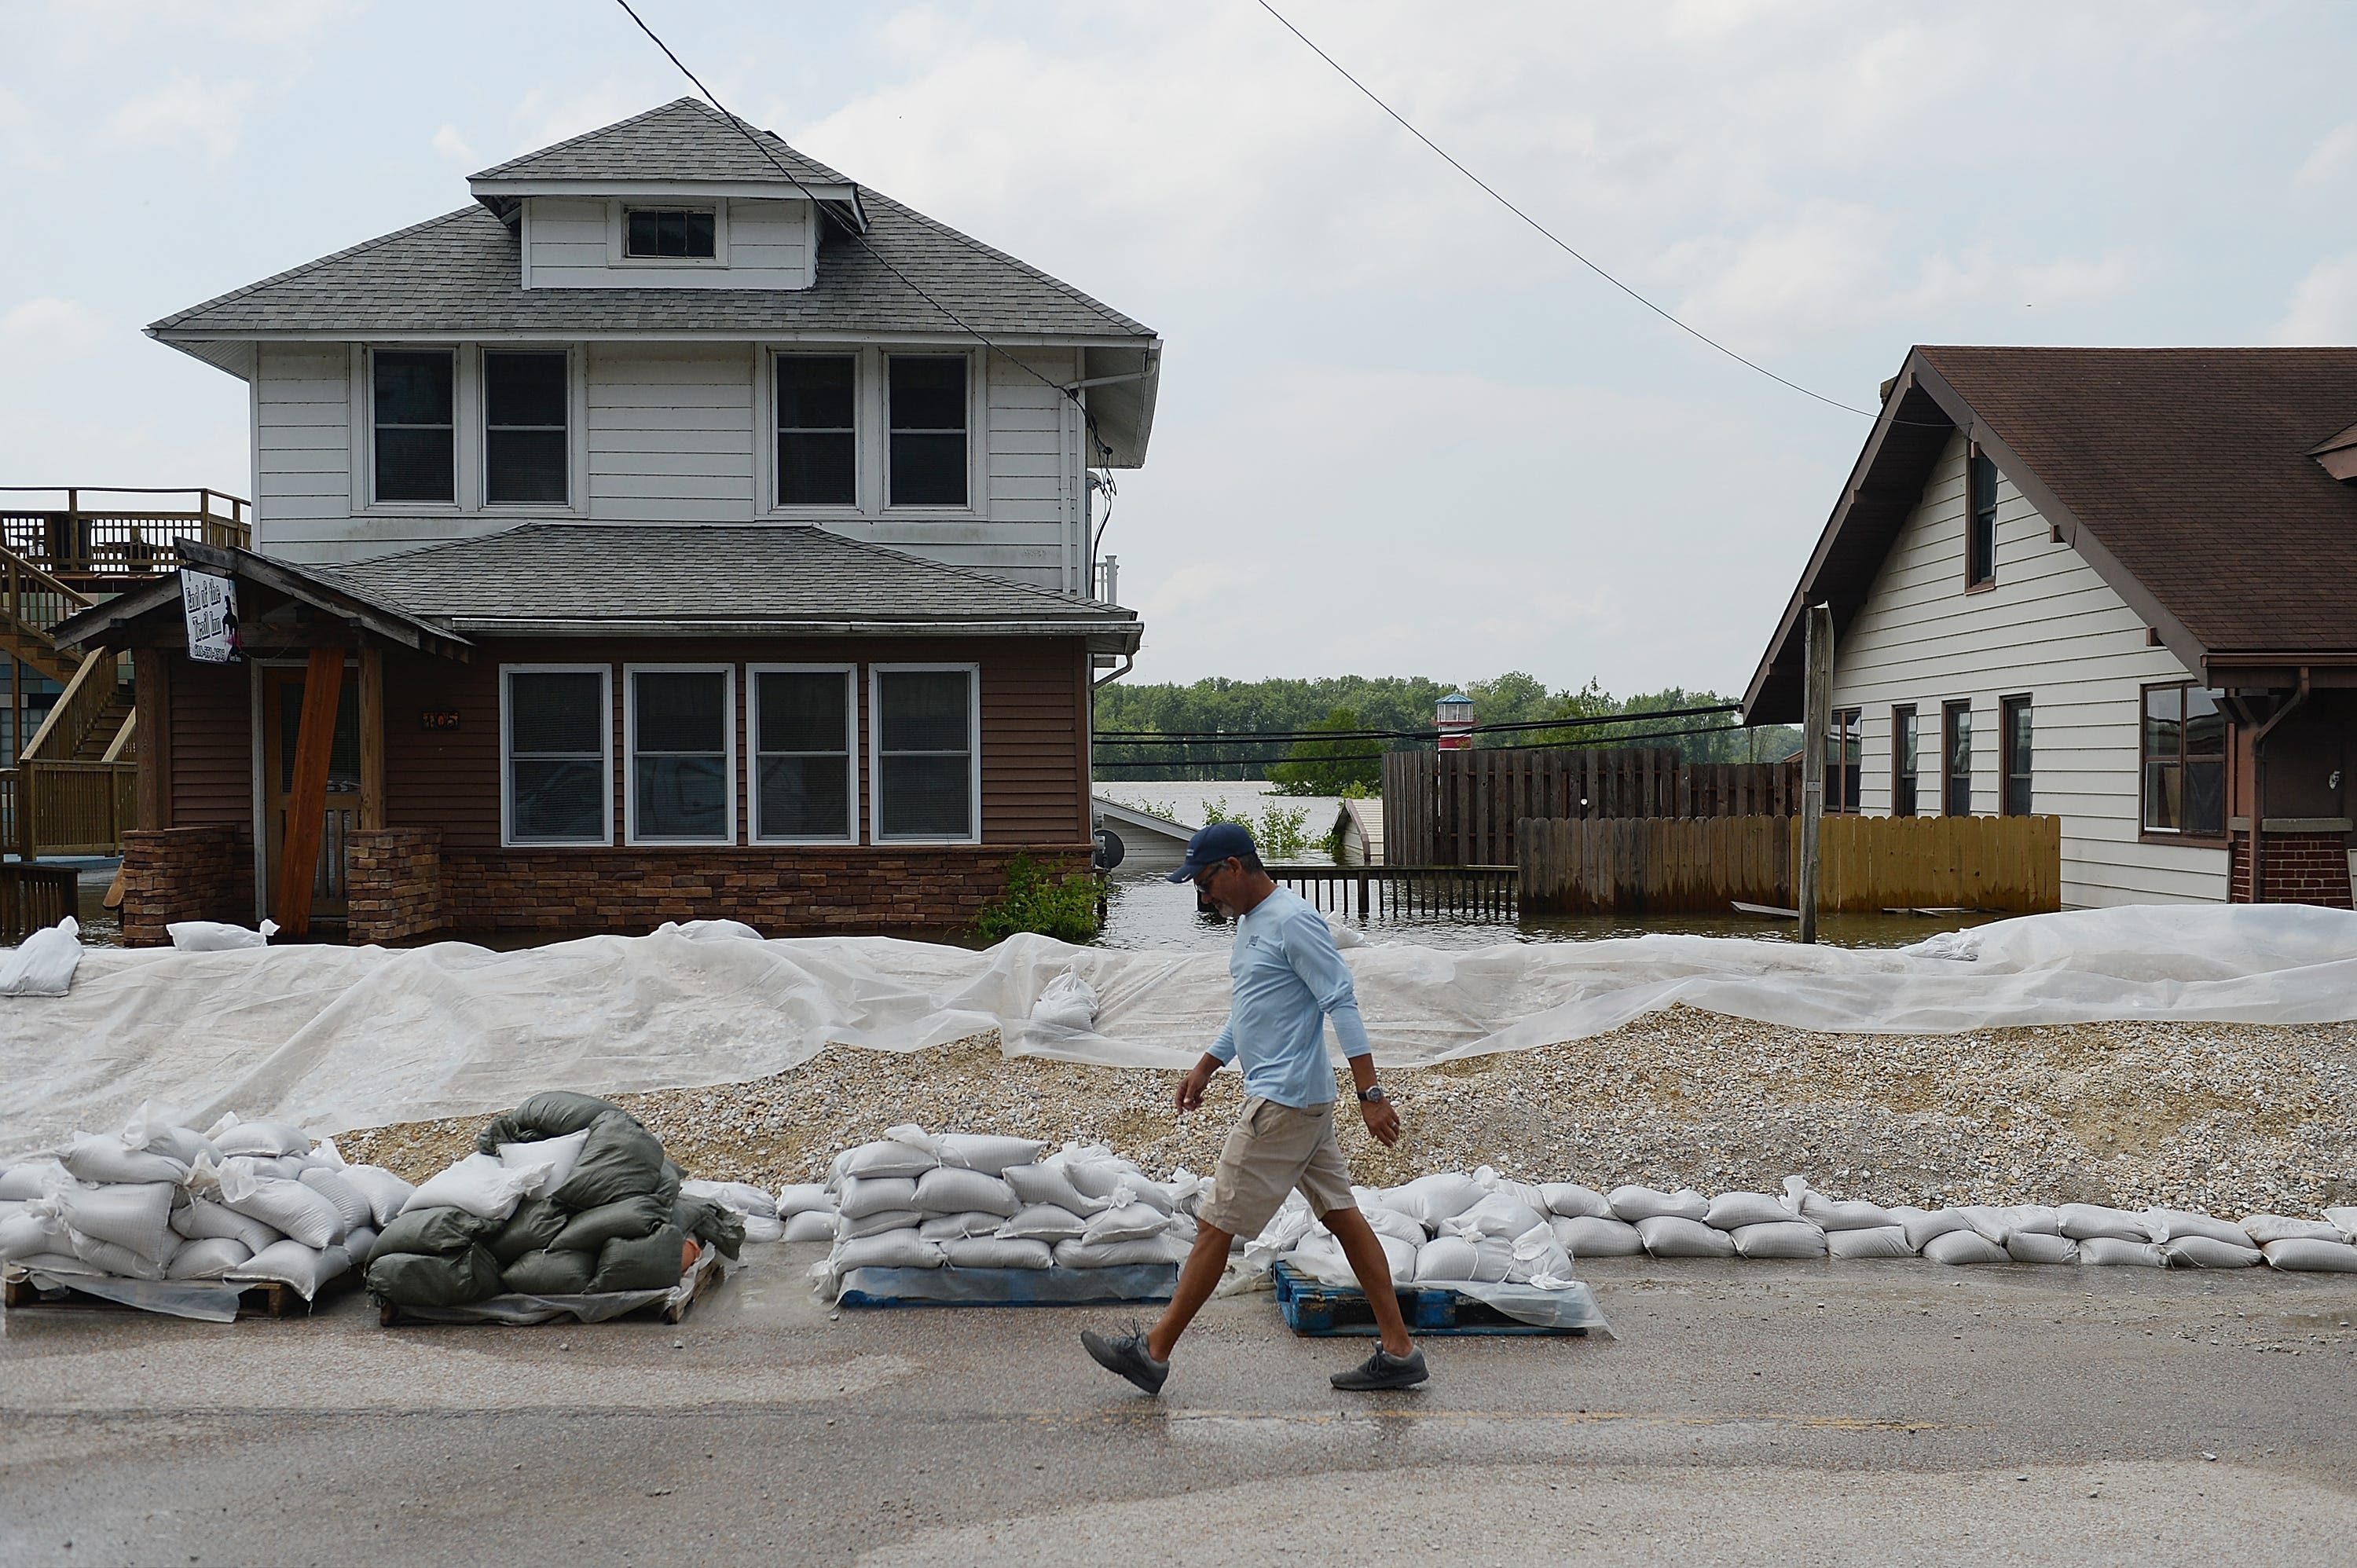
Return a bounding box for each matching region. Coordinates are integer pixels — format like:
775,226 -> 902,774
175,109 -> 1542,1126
1892,704 -> 1919,817
753,666 -> 855,841
2001,695 -> 2034,816
1967,446 -> 1997,589
503,667 -> 610,844
776,355 -> 857,507
872,665 -> 977,841
484,350 -> 569,506
1942,700 -> 1974,817
373,350 -> 456,503
888,355 -> 969,507
626,666 -> 735,844
2143,683 -> 2225,836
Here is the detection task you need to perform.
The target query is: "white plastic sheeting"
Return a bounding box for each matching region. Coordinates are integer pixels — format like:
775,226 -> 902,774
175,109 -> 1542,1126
3,904 -> 2354,1156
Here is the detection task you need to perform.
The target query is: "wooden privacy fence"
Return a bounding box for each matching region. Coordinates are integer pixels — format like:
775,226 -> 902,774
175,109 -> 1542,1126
1519,813 -> 2062,916
1383,747 -> 1800,866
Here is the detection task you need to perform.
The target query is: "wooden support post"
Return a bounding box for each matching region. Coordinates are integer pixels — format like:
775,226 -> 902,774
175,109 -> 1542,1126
274,647 -> 344,936
357,645 -> 386,830
1798,604 -> 1834,944
131,647 -> 171,831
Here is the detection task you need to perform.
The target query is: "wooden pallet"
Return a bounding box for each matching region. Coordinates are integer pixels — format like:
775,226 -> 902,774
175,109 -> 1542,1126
2,1262 -> 357,1319
1270,1262 -> 1589,1338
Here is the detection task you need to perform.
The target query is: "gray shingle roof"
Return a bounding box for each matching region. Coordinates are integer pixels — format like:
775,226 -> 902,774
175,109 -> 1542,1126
471,97 -> 850,186
320,523 -> 1141,642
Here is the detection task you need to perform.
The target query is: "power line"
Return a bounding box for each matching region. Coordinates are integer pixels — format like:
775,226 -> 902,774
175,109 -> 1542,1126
1254,0 -> 1886,422
1094,702 -> 1746,745
1092,717 -> 1775,766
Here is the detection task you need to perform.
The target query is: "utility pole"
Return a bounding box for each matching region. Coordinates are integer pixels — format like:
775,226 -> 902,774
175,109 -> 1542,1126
1799,604 -> 1834,944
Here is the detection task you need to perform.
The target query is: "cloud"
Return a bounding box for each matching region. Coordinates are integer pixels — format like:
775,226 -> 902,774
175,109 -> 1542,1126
431,123 -> 477,165
0,297 -> 113,350
2267,254 -> 2357,346
503,86 -> 656,163
104,77 -> 254,161
2295,122 -> 2357,186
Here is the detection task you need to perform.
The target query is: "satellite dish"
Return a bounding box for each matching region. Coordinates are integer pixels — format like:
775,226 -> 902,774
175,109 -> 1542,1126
1092,826 -> 1125,870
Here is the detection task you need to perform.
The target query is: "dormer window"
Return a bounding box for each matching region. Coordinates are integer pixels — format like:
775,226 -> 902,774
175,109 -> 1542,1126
625,207 -> 717,259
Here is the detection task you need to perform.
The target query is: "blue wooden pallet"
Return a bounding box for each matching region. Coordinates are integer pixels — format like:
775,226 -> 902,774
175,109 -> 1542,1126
837,1262 -> 1177,1309
1270,1262 -> 1589,1338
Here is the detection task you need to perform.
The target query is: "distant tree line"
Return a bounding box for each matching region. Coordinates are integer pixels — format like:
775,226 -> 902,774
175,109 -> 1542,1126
1094,672 -> 1801,787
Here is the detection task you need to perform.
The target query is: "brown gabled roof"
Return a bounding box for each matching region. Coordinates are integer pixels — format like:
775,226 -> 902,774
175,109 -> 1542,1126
1744,346 -> 2357,721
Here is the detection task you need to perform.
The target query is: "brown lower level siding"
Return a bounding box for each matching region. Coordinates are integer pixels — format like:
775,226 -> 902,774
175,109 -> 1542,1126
2228,832 -> 2355,908
438,842 -> 1095,936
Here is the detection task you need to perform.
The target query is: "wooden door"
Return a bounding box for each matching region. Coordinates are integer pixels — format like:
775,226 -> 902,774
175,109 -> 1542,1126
262,664 -> 359,923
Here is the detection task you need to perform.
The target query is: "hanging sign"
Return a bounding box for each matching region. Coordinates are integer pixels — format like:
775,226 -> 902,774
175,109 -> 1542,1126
181,570 -> 242,663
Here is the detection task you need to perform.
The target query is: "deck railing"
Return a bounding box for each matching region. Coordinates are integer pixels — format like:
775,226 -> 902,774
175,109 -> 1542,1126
0,863 -> 78,944
0,760 -> 140,858
1268,864 -> 1518,920
0,486 -> 250,584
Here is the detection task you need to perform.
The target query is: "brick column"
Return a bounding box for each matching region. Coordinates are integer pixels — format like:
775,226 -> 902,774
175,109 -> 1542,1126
2229,830 -> 2355,909
119,826 -> 251,947
346,826 -> 447,945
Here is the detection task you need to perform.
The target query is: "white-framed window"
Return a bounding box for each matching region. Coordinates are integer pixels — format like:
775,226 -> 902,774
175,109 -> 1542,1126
482,349 -> 570,507
750,665 -> 857,842
625,664 -> 736,845
501,665 -> 611,846
774,354 -> 859,508
371,348 -> 457,504
886,354 -> 970,507
607,200 -> 729,266
870,664 -> 979,843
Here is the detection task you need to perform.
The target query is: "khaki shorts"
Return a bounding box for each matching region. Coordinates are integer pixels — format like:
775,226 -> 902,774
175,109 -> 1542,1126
1197,1097 -> 1357,1238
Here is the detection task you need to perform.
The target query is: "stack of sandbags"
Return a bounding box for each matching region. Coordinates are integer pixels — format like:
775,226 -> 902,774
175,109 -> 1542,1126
773,1181 -> 839,1242
364,1092 -> 742,1311
680,1179 -> 785,1243
0,1107 -> 409,1303
1256,1167 -> 1571,1291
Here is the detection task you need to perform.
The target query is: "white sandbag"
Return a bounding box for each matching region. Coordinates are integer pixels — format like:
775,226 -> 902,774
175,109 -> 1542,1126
395,1152 -> 528,1224
13,1251 -> 95,1275
1054,1233 -> 1185,1269
1105,1178 -> 1176,1217
170,1196 -> 280,1253
2057,1203 -> 2150,1242
497,1128 -> 591,1194
1412,1233 -> 1513,1282
912,1166 -> 1018,1218
1440,1192 -> 1547,1242
0,1207 -> 68,1260
233,1239 -> 349,1299
53,1182 -> 178,1262
1003,1162 -> 1104,1215
209,1116 -> 312,1159
1062,1149 -> 1150,1205
2006,1231 -> 2081,1266
933,1134 -> 1050,1176
1637,1215 -> 1735,1258
1901,1209 -> 1974,1251
167,1236 -> 252,1279
1800,1195 -> 1904,1232
678,1178 -> 777,1218
781,1210 -> 836,1242
1325,913 -> 1368,949
0,915 -> 80,995
1287,1232 -> 1380,1288
916,1210 -> 1007,1242
1538,1182 -> 1612,1220
2161,1235 -> 2262,1269
1029,972 -> 1098,1031
1704,1192 -> 1793,1230
2327,1207 -> 2357,1243
943,1236 -> 1054,1269
1733,1220 -> 1827,1259
345,1225 -> 377,1262
1083,1201 -> 1171,1244
831,1229 -> 942,1272
1384,1171 -> 1491,1229
218,1173 -> 346,1249
0,1159 -> 68,1200
299,1167 -> 376,1234
997,1203 -> 1091,1243
2239,1214 -> 2346,1246
2144,1210 -> 2254,1247
57,1136 -> 187,1185
774,1183 -> 836,1218
1611,1185 -> 1710,1224
1826,1225 -> 1915,1259
1490,1174 -> 1548,1214
1358,1205 -> 1427,1245
1960,1204 -> 2057,1245
834,1139 -> 936,1181
739,1215 -> 785,1244
338,1165 -> 416,1228
1507,1222 -> 1575,1285
836,1174 -> 921,1221
119,1105 -> 218,1168
1552,1214 -> 1645,1257
2078,1236 -> 2166,1268
1922,1229 -> 2009,1266
66,1228 -> 170,1279
2260,1237 -> 2357,1273
167,918 -> 276,952
838,1207 -> 926,1240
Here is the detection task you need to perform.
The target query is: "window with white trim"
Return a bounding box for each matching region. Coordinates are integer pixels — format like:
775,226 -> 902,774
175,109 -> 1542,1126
503,667 -> 610,844
887,355 -> 969,507
625,207 -> 716,258
372,350 -> 456,503
775,354 -> 857,507
872,666 -> 977,841
626,666 -> 735,844
483,350 -> 569,506
752,666 -> 855,841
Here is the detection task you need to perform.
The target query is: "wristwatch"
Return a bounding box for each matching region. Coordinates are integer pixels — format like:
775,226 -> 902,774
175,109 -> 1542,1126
1357,1084 -> 1387,1104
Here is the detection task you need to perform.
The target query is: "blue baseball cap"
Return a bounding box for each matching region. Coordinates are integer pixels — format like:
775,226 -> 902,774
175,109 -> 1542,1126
1166,821 -> 1259,882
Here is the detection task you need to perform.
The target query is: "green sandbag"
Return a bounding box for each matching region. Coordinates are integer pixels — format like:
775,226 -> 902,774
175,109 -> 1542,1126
550,1192 -> 669,1253
367,1245 -> 504,1308
673,1194 -> 746,1262
652,1160 -> 681,1207
500,1246 -> 597,1295
589,1224 -> 691,1292
372,1205 -> 500,1263
487,1197 -> 568,1266
550,1112 -> 669,1210
474,1091 -> 639,1154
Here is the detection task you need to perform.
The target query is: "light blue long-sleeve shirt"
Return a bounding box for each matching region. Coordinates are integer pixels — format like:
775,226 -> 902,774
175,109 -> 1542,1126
1206,885 -> 1373,1108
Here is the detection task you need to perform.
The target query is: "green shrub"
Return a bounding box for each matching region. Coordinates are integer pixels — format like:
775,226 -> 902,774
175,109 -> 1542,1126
973,852 -> 1104,944
1200,798 -> 1312,860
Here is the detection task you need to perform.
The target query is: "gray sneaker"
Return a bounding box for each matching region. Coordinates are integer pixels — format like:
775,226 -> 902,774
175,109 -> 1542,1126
1081,1327 -> 1170,1394
1331,1346 -> 1428,1390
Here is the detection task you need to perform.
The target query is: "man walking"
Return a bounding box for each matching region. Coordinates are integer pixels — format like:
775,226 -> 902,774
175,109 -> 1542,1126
1081,822 -> 1427,1394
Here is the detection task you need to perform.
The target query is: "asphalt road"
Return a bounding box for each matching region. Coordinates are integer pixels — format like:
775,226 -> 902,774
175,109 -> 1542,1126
4,1247 -> 2355,1567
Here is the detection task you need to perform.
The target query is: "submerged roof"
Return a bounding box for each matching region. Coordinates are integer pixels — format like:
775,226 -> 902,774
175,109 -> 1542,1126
1745,346 -> 2357,720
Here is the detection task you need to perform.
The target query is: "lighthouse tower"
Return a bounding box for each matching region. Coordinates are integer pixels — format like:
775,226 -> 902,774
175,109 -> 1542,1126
1435,691 -> 1475,751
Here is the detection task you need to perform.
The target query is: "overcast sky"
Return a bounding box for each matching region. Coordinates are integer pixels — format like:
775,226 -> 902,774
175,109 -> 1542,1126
5,1 -> 2354,697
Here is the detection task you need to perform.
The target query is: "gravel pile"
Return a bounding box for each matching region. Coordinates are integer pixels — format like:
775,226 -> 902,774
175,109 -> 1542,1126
338,1009 -> 2357,1220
